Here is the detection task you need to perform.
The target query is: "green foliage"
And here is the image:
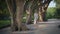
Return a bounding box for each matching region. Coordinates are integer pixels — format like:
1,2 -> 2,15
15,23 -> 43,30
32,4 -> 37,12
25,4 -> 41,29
0,0 -> 7,10
46,7 -> 56,19
55,8 -> 60,19
55,0 -> 60,19
0,20 -> 10,28
0,0 -> 10,20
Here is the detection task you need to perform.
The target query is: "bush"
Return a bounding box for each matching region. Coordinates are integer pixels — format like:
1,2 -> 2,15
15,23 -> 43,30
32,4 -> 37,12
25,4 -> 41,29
46,8 -> 56,19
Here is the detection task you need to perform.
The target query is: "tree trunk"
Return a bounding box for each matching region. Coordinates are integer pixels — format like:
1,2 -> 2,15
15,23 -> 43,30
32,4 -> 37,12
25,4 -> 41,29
6,0 -> 18,31
26,0 -> 34,24
38,5 -> 48,22
42,4 -> 48,21
38,7 -> 44,22
38,0 -> 52,22
16,0 -> 28,31
26,8 -> 32,24
6,0 -> 28,31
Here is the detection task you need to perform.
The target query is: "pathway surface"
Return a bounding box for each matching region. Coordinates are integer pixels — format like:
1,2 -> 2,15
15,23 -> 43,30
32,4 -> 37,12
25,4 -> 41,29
0,19 -> 60,34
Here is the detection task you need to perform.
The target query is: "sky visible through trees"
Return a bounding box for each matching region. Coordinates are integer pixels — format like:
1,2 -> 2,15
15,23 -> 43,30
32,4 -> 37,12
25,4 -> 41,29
49,0 -> 56,7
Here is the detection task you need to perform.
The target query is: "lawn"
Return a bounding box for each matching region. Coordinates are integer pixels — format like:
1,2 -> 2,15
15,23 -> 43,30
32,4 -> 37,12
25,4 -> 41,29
0,20 -> 10,29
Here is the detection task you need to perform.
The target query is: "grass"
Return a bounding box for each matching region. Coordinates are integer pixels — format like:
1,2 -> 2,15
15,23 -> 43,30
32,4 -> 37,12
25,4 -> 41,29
0,20 -> 10,29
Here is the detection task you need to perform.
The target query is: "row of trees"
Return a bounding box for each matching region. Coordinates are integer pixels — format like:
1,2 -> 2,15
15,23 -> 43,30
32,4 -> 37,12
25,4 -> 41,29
0,0 -> 60,31
5,0 -> 52,31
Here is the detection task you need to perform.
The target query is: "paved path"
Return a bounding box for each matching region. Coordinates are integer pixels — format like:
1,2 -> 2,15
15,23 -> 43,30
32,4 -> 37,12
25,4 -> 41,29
0,27 -> 11,34
0,19 -> 60,34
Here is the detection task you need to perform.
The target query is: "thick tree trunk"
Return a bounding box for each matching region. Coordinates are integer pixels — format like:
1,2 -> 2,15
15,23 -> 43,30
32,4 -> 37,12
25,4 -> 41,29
16,0 -> 28,31
38,0 -> 52,22
42,4 -> 48,21
26,8 -> 32,24
38,6 -> 48,22
6,0 -> 28,31
38,0 -> 43,22
38,7 -> 44,22
26,0 -> 34,24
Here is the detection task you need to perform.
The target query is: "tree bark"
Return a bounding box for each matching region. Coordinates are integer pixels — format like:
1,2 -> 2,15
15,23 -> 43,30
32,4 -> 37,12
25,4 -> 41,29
26,7 -> 32,24
38,0 -> 43,22
38,0 -> 52,22
6,0 -> 28,31
26,0 -> 34,24
6,0 -> 17,31
16,0 -> 28,31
